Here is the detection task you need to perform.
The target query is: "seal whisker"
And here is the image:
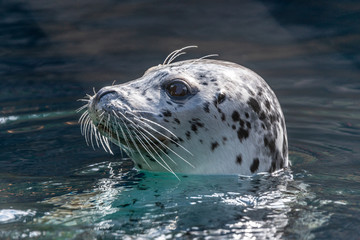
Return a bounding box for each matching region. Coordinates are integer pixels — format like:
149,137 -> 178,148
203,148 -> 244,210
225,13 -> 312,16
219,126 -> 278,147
112,110 -> 178,173
102,114 -> 114,154
133,135 -> 153,169
131,110 -> 158,115
89,122 -> 96,150
92,124 -> 100,148
125,111 -> 192,155
98,133 -> 108,153
134,134 -> 174,174
163,45 -> 198,65
134,122 -> 195,168
119,117 -> 151,168
113,124 -> 124,158
79,111 -> 89,125
112,110 -> 194,168
186,54 -> 219,69
112,110 -> 134,156
85,116 -> 92,145
134,129 -> 179,179
136,128 -> 178,166
163,49 -> 181,65
77,99 -> 90,102
133,128 -> 172,168
130,124 -> 177,166
96,117 -> 109,153
83,117 -> 91,146
76,104 -> 88,113
103,134 -> 114,155
86,94 -> 93,99
167,52 -> 187,65
135,116 -> 193,156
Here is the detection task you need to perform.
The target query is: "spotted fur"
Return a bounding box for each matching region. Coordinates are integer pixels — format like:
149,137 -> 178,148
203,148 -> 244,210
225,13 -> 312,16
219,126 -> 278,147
84,55 -> 288,175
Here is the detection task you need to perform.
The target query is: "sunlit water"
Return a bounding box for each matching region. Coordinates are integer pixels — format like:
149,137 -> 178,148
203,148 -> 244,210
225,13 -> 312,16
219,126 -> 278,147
1,0 -> 359,239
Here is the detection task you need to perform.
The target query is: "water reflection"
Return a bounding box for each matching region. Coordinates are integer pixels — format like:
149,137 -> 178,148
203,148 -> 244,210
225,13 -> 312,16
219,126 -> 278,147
23,160 -> 330,239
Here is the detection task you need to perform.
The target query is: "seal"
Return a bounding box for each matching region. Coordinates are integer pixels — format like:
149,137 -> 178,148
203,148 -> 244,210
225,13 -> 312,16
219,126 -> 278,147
78,46 -> 288,176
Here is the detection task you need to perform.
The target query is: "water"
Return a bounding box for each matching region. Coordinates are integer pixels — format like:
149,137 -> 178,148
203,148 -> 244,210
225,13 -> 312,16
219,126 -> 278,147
1,0 -> 359,239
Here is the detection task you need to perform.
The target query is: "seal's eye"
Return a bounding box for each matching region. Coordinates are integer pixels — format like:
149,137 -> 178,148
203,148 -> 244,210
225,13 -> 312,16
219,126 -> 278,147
166,80 -> 189,97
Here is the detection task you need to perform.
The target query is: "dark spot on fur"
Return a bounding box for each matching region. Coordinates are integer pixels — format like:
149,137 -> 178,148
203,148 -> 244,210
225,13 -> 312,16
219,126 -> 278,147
166,101 -> 173,105
262,123 -> 266,129
273,125 -> 278,139
245,112 -> 249,118
268,139 -> 276,154
282,135 -> 288,158
269,161 -> 276,173
232,125 -> 236,130
221,113 -> 226,121
179,137 -> 184,142
223,137 -> 227,141
203,102 -> 210,113
164,119 -> 169,122
248,97 -> 261,114
259,112 -> 266,121
265,100 -> 270,110
211,141 -> 219,151
202,82 -> 208,85
162,110 -> 172,117
264,137 -> 268,146
237,128 -> 249,142
239,119 -> 245,128
210,78 -> 217,82
142,90 -> 147,96
246,121 -> 251,129
280,158 -> 284,169
191,124 -> 198,133
236,155 -> 242,165
199,139 -> 203,144
189,118 -> 204,128
174,118 -> 180,124
137,164 -> 143,169
185,131 -> 191,140
250,158 -> 259,173
269,114 -> 277,124
146,98 -> 152,101
217,92 -> 226,105
232,111 -> 240,122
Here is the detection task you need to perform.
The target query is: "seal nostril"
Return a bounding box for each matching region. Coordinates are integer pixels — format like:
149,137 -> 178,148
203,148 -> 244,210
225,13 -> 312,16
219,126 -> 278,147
95,88 -> 116,103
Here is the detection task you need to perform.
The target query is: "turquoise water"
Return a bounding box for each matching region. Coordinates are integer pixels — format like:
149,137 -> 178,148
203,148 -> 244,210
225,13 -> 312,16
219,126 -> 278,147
1,0 -> 360,239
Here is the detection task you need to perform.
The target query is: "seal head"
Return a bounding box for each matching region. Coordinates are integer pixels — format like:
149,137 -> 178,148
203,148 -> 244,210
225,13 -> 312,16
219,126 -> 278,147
79,50 -> 288,176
